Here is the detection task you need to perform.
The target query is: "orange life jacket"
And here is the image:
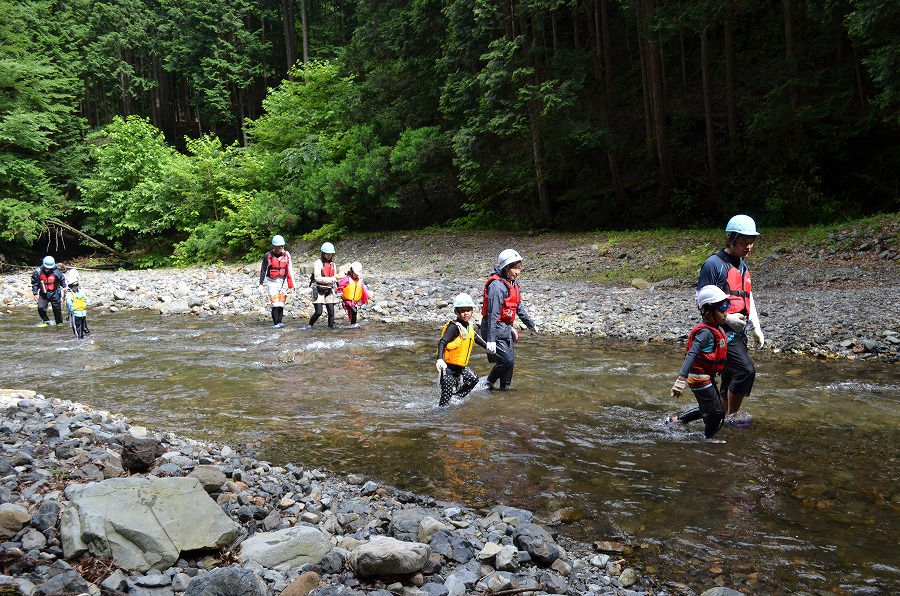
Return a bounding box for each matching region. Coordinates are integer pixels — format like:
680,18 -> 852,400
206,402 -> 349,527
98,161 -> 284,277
686,323 -> 727,375
482,273 -> 521,324
40,272 -> 57,292
267,252 -> 290,279
717,253 -> 752,315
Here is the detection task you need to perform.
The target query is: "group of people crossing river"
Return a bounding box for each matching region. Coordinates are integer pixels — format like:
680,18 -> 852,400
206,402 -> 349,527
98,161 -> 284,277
30,214 -> 764,442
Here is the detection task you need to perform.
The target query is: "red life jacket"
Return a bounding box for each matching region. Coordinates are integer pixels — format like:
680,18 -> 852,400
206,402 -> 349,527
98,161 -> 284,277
482,273 -> 521,324
717,253 -> 752,315
267,252 -> 290,279
686,323 -> 727,376
40,272 -> 57,292
321,262 -> 335,278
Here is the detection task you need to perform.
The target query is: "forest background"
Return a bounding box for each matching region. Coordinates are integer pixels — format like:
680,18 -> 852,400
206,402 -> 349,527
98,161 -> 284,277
1,0 -> 898,267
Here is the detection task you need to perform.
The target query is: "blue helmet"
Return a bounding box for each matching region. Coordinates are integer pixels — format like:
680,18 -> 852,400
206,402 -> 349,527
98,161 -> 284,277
42,256 -> 56,268
321,242 -> 335,254
725,215 -> 759,236
272,235 -> 286,247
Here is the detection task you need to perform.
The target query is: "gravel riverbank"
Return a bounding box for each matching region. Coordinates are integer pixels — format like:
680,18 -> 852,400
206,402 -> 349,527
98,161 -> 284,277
3,228 -> 898,362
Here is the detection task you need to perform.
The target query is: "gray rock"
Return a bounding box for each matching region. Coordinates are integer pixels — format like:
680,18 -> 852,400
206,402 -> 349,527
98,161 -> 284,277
350,537 -> 431,577
240,525 -> 332,571
189,465 -> 227,493
390,508 -> 433,542
183,566 -> 267,596
0,503 -> 31,538
61,476 -> 240,572
512,523 -> 563,566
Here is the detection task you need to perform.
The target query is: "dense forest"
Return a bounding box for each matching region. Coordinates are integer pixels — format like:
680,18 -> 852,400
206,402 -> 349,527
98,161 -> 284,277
1,0 -> 898,265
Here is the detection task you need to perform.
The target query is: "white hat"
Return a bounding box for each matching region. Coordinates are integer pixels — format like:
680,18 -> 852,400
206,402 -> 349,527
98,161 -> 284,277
696,285 -> 729,309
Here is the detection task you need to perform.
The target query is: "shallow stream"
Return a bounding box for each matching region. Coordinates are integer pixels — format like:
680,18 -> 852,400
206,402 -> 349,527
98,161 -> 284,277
1,311 -> 897,593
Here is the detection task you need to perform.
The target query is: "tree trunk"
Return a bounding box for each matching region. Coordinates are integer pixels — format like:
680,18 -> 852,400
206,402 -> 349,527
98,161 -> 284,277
282,0 -> 298,74
637,0 -> 673,207
782,0 -> 799,112
724,17 -> 738,151
300,0 -> 309,65
701,27 -> 719,207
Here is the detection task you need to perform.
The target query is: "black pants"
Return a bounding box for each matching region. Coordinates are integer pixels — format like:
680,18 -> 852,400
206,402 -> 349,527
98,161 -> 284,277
70,316 -> 88,339
345,304 -> 358,324
439,365 -> 479,406
271,306 -> 284,325
309,303 -> 335,327
721,334 -> 756,398
676,383 -> 726,438
38,296 -> 63,324
487,336 -> 515,389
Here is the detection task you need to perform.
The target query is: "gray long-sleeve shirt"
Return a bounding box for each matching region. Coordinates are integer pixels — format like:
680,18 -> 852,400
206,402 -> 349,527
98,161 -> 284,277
479,267 -> 535,343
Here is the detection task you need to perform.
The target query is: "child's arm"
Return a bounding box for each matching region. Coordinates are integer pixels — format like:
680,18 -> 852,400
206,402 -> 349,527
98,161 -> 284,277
436,323 -> 460,371
474,331 -> 487,350
359,282 -> 371,305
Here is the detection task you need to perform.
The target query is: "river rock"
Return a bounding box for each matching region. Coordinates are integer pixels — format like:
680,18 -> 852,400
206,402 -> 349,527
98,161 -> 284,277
0,503 -> 31,537
512,523 -> 563,566
61,476 -> 241,572
121,433 -> 159,472
183,566 -> 268,596
189,465 -> 228,493
390,508 -> 434,542
239,525 -> 332,570
350,537 -> 432,577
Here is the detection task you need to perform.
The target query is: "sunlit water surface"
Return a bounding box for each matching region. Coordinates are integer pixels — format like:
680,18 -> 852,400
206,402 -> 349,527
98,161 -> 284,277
1,311 -> 897,593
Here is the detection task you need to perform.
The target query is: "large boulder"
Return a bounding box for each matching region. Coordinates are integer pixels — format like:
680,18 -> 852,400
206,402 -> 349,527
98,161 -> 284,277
61,476 -> 240,572
350,537 -> 431,577
239,525 -> 332,571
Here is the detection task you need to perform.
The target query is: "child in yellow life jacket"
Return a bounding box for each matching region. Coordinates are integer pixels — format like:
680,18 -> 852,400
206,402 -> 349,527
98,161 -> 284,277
337,261 -> 370,328
436,293 -> 488,407
667,285 -> 730,442
65,280 -> 89,339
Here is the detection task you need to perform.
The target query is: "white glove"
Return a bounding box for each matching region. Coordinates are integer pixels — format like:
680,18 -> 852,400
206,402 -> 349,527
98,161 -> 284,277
751,325 -> 765,348
486,342 -> 497,355
435,359 -> 447,373
530,325 -> 539,335
511,328 -> 519,343
724,313 -> 747,332
671,378 -> 686,398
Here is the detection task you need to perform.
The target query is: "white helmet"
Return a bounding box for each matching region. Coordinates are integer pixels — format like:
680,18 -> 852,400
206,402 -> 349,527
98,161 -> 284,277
272,234 -> 286,246
453,293 -> 475,309
696,285 -> 729,309
65,269 -> 79,285
350,261 -> 363,275
498,249 -> 523,270
725,214 -> 759,236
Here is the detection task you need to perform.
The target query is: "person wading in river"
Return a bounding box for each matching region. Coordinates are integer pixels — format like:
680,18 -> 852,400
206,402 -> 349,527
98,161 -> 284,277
31,256 -> 67,327
435,293 -> 489,407
480,249 -> 537,390
668,285 -> 729,442
259,235 -> 295,328
307,242 -> 338,329
697,215 -> 765,427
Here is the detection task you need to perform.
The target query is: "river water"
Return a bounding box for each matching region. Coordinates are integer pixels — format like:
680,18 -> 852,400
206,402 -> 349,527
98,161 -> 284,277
1,311 -> 897,593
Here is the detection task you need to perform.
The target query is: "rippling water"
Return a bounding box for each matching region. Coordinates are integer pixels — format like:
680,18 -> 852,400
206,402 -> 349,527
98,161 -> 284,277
1,310 -> 897,593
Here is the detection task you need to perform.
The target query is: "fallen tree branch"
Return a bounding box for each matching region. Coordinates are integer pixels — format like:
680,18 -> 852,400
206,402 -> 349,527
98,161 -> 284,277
46,219 -> 130,262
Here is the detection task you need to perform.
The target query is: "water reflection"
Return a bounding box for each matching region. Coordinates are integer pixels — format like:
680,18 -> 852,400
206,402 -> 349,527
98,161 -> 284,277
0,311 -> 897,593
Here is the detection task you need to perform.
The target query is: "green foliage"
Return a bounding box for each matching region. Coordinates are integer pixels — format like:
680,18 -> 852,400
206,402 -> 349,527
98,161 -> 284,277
846,1 -> 900,120
77,116 -> 185,246
0,0 -> 82,252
